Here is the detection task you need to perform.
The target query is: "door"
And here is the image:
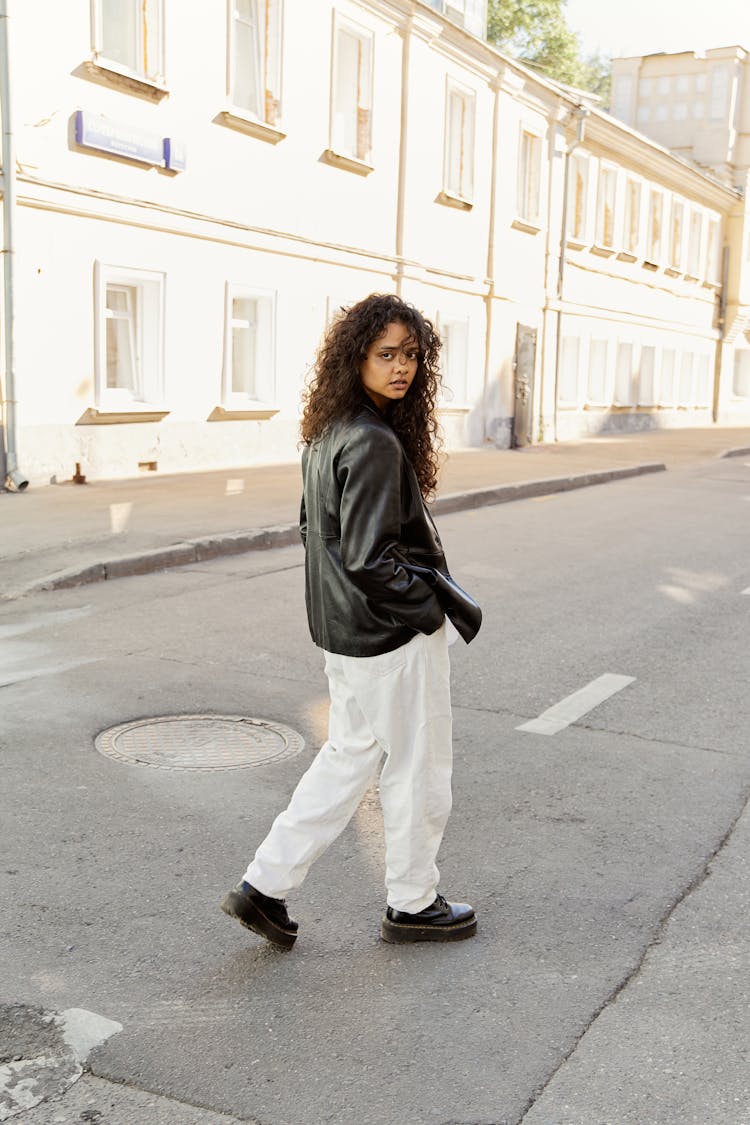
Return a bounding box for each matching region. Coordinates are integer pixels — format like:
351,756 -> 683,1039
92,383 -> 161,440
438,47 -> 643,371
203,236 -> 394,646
512,323 -> 537,448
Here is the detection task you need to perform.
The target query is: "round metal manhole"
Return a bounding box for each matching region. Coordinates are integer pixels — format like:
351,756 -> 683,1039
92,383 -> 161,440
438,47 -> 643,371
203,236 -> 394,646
95,714 -> 305,771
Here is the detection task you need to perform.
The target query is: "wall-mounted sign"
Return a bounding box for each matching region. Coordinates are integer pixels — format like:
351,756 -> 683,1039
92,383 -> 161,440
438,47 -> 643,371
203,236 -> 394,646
74,111 -> 185,172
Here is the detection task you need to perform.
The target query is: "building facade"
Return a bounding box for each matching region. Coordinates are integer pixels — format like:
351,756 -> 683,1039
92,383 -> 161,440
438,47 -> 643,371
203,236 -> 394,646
1,1 -> 748,487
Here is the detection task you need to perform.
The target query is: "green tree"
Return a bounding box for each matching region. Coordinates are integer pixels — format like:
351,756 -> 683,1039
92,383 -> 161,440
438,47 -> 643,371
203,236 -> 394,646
487,0 -> 611,104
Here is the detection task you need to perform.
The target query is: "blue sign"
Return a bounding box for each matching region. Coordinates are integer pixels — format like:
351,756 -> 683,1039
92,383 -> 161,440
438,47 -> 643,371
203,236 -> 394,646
75,111 -> 185,172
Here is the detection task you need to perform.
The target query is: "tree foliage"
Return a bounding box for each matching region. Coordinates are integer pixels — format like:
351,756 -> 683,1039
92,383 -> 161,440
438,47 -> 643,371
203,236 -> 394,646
487,0 -> 611,104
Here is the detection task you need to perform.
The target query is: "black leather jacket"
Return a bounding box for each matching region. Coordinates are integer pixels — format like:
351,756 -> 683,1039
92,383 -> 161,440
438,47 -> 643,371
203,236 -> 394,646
300,401 -> 481,657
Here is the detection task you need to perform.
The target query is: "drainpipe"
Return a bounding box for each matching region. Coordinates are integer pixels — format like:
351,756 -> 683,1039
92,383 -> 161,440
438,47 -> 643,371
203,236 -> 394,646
0,0 -> 27,490
712,242 -> 730,424
552,104 -> 588,442
480,74 -> 501,444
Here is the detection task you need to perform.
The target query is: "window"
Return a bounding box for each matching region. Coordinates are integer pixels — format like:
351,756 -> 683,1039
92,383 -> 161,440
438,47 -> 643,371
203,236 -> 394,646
676,75 -> 690,94
687,210 -> 703,276
657,76 -> 670,95
637,105 -> 651,125
678,352 -> 694,405
655,104 -> 668,122
695,73 -> 707,93
695,354 -> 712,406
439,316 -> 470,403
638,345 -> 656,405
558,336 -> 580,405
595,165 -> 617,248
710,64 -> 729,120
223,285 -> 276,405
615,342 -> 634,406
693,101 -> 705,119
639,77 -> 653,97
659,348 -> 677,406
443,80 -> 475,201
95,264 -> 164,410
586,339 -> 609,404
229,0 -> 283,125
330,16 -> 373,164
517,129 -> 542,224
734,350 -> 750,397
425,0 -> 487,38
674,103 -> 688,121
623,178 -> 641,255
705,218 -> 721,283
94,0 -> 164,82
566,153 -> 589,242
669,199 -> 685,270
647,190 -> 664,262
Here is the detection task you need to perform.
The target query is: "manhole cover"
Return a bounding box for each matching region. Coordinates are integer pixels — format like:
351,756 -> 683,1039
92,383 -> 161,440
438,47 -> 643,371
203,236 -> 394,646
95,714 -> 305,771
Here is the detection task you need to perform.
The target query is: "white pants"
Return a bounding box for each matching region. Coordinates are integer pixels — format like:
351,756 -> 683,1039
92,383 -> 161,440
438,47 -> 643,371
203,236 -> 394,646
243,622 -> 453,913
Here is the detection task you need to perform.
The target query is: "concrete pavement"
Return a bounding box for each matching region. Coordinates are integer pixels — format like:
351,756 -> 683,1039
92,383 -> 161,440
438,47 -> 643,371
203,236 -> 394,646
1,425 -> 748,601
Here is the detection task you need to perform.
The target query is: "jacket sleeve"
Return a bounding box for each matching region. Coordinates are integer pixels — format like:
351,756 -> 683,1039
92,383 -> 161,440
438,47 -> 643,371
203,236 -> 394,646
336,426 -> 444,634
299,447 -> 308,547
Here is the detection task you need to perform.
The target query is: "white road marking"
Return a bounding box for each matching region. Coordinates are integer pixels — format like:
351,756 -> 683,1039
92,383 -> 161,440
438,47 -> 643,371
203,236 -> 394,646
742,587 -> 750,596
517,673 -> 636,736
0,657 -> 99,688
109,501 -> 133,534
60,1008 -> 122,1062
0,606 -> 91,640
225,478 -> 245,495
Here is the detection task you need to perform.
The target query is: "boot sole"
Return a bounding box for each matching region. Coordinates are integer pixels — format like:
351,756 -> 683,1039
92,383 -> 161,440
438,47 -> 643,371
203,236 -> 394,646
380,915 -> 477,944
221,895 -> 297,950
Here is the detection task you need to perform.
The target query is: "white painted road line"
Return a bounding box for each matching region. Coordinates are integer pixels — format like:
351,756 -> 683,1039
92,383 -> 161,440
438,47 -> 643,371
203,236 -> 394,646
742,587 -> 750,596
517,673 -> 636,736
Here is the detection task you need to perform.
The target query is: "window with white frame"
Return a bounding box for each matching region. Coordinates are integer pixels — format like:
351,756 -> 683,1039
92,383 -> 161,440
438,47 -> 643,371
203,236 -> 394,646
517,129 -> 542,224
94,0 -> 164,81
586,338 -> 609,404
695,354 -> 712,406
615,342 -> 634,406
695,73 -> 707,93
439,316 -> 470,403
638,345 -> 657,404
623,178 -> 641,255
223,285 -> 276,405
655,104 -> 668,122
687,210 -> 703,276
566,153 -> 589,242
639,77 -> 653,97
558,336 -> 580,405
595,165 -> 617,248
659,347 -> 677,406
657,76 -> 670,95
330,15 -> 373,163
676,75 -> 690,94
678,352 -> 694,405
705,217 -> 721,282
733,349 -> 750,397
694,101 -> 705,119
443,80 -> 475,201
647,189 -> 664,262
669,199 -> 685,270
95,263 -> 164,410
228,0 -> 283,125
637,105 -> 651,125
674,102 -> 688,121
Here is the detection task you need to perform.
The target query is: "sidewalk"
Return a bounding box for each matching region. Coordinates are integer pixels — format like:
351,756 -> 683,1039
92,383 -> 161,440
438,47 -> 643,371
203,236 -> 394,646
1,425 -> 748,601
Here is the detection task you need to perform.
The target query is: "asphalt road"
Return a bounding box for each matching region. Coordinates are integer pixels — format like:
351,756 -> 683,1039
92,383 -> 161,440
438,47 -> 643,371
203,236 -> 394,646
2,455 -> 749,1125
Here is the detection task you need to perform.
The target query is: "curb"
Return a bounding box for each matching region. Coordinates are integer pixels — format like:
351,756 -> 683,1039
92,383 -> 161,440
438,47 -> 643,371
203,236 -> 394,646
718,445 -> 750,459
21,462 -> 666,597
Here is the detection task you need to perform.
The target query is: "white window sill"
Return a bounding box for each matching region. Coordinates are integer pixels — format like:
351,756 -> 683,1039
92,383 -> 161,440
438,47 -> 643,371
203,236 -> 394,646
436,191 -> 473,212
78,405 -> 170,425
511,218 -> 542,235
208,404 -> 280,421
85,55 -> 168,101
320,149 -> 374,176
217,108 -> 286,145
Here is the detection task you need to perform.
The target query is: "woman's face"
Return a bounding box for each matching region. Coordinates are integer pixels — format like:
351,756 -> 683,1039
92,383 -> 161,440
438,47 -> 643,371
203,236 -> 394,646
359,321 -> 419,410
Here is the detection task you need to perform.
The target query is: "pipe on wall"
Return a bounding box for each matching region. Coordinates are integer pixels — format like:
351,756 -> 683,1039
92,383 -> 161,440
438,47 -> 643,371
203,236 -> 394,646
0,0 -> 28,490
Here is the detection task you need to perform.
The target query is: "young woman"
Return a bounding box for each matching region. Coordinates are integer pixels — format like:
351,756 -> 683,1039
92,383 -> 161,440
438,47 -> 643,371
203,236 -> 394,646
222,293 -> 481,948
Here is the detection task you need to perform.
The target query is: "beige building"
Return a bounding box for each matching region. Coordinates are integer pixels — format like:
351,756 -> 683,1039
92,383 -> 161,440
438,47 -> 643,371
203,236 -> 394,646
611,46 -> 750,189
1,1 -> 749,488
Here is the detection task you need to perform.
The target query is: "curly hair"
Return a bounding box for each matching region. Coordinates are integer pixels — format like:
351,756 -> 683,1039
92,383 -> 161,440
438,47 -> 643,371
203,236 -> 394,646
300,293 -> 444,498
